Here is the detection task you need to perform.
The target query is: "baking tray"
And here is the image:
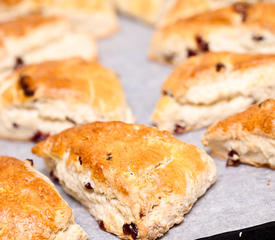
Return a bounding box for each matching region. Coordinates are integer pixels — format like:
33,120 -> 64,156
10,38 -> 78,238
1,16 -> 274,240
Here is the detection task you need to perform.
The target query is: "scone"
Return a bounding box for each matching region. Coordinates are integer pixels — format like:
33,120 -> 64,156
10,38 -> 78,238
161,0 -> 275,26
0,0 -> 118,38
0,58 -> 134,141
203,99 -> 275,168
0,155 -> 87,240
32,121 -> 216,240
0,13 -> 97,78
151,52 -> 275,134
149,2 -> 275,65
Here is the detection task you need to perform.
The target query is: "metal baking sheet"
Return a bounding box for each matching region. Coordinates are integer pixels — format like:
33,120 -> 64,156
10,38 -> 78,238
1,16 -> 275,240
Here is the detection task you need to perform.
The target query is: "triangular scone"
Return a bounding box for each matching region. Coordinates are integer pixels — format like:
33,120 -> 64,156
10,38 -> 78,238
151,52 -> 275,134
161,0 -> 275,26
32,121 -> 216,240
0,13 -> 97,79
0,156 -> 87,239
0,58 -> 134,141
203,99 -> 275,168
0,0 -> 118,38
149,2 -> 275,65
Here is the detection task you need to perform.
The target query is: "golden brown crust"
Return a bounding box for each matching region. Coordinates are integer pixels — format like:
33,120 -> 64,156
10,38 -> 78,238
160,3 -> 275,36
161,52 -> 275,101
0,156 -> 72,239
33,121 -> 212,206
204,99 -> 275,140
0,13 -> 63,38
161,0 -> 275,26
0,58 -> 127,115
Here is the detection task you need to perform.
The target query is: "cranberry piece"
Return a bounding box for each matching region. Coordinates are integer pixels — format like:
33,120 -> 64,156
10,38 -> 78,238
50,171 -> 59,183
106,153 -> 112,161
84,182 -> 93,190
226,150 -> 240,167
14,57 -> 24,70
26,159 -> 34,166
187,48 -> 198,58
98,221 -> 106,231
174,124 -> 186,134
19,75 -> 35,97
123,223 -> 138,240
216,63 -> 225,72
31,131 -> 50,142
252,35 -> 264,42
196,36 -> 209,52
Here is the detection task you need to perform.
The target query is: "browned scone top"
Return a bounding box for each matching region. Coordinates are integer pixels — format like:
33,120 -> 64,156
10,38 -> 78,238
161,52 -> 275,103
33,121 -> 211,198
32,121 -> 216,239
0,13 -> 63,38
161,0 -> 275,26
0,58 -> 127,115
0,156 -> 73,239
203,99 -> 275,143
159,2 -> 275,37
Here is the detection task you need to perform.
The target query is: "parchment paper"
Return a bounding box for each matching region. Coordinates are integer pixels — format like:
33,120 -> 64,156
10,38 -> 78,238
1,16 -> 274,240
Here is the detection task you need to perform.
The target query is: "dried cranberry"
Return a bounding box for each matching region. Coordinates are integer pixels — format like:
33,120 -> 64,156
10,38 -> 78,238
98,221 -> 106,231
50,171 -> 59,183
31,131 -> 50,142
123,223 -> 138,240
139,211 -> 145,218
14,57 -> 24,70
187,48 -> 198,58
174,124 -> 186,134
26,159 -> 34,166
85,182 -> 93,190
216,63 -> 225,72
226,150 -> 240,167
196,36 -> 209,52
78,156 -> 82,165
252,35 -> 264,42
106,153 -> 112,161
19,75 -> 35,97
258,101 -> 264,108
